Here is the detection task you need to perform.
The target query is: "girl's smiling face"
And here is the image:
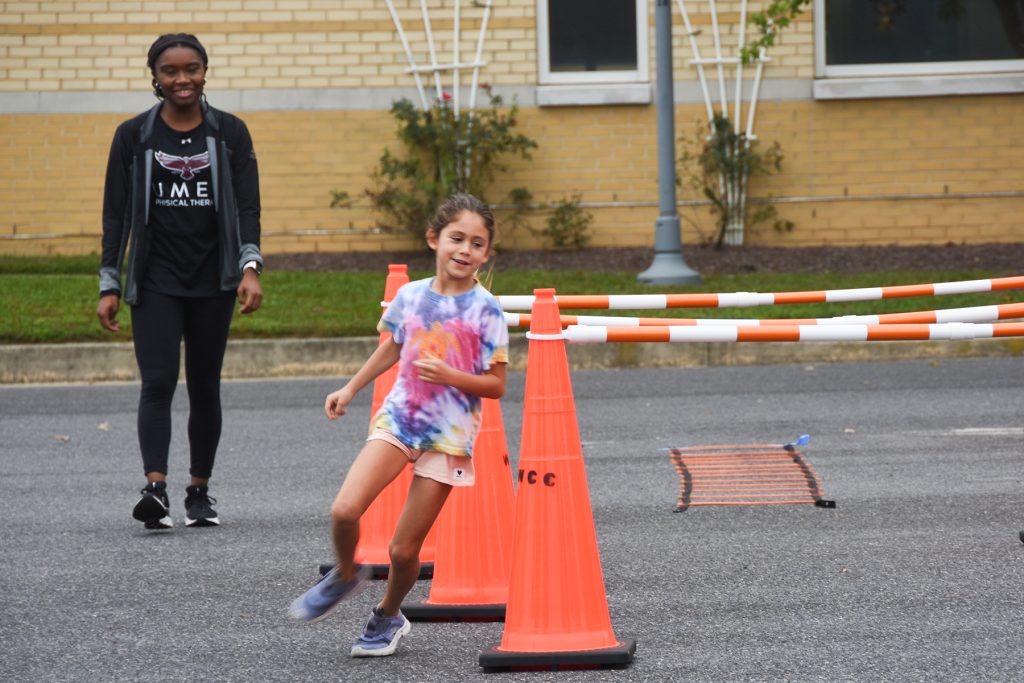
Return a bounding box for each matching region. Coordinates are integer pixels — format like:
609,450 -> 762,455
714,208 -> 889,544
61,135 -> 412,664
427,210 -> 492,294
154,46 -> 206,109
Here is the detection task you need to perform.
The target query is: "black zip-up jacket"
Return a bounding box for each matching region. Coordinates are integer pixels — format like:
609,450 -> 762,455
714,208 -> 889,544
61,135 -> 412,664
99,101 -> 262,305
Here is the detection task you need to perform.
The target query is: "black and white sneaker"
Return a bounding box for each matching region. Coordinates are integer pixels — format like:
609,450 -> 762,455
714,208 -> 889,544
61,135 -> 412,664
132,481 -> 173,530
184,485 -> 220,527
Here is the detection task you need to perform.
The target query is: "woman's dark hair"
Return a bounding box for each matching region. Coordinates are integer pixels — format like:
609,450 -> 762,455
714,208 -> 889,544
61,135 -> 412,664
148,33 -> 208,71
147,33 -> 208,99
427,193 -> 496,246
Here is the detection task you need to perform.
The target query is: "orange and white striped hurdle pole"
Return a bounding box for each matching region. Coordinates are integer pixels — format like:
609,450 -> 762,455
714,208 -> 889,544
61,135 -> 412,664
504,301 -> 1024,330
563,321 -> 1024,344
496,275 -> 1024,311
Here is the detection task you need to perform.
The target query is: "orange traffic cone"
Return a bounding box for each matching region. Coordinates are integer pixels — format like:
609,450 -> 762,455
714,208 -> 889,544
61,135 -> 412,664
479,288 -> 635,671
403,397 -> 516,621
318,264 -> 435,580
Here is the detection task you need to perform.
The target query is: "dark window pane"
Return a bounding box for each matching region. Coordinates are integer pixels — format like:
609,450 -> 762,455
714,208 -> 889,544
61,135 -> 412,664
825,0 -> 1024,65
548,0 -> 638,72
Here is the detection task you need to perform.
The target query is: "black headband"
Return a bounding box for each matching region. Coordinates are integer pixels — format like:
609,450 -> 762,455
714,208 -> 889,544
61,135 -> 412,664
147,33 -> 208,70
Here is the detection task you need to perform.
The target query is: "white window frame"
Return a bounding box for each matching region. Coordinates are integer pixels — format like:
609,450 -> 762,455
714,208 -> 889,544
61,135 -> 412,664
536,0 -> 649,86
812,0 -> 1024,99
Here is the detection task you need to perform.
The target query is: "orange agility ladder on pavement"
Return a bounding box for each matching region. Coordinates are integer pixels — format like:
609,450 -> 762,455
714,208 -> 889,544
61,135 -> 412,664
662,435 -> 835,512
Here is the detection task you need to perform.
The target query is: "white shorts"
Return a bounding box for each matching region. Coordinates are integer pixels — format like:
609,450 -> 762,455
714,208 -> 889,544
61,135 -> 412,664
368,429 -> 475,487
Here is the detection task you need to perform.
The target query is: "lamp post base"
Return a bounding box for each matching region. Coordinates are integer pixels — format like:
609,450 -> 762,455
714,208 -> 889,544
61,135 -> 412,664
638,215 -> 702,285
638,251 -> 702,285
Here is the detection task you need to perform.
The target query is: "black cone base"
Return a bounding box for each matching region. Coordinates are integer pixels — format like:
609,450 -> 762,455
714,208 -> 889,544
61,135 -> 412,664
403,601 -> 505,622
479,639 -> 636,672
317,562 -> 433,581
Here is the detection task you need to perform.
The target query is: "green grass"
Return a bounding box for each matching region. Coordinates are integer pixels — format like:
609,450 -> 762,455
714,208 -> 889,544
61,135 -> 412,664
1,256 -> 1020,344
0,254 -> 99,275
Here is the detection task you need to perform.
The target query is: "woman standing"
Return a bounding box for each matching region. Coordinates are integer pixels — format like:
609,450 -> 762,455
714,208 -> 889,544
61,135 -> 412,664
98,33 -> 264,530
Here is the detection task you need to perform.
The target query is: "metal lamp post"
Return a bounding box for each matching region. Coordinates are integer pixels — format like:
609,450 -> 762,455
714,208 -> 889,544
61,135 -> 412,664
638,0 -> 702,285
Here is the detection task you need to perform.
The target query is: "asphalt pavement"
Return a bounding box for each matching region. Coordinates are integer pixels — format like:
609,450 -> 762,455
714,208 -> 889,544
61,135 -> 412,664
1,358 -> 1022,681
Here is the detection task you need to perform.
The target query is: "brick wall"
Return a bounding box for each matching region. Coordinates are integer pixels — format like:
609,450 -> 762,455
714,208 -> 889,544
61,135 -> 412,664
0,2 -> 810,93
1,2 -> 1019,256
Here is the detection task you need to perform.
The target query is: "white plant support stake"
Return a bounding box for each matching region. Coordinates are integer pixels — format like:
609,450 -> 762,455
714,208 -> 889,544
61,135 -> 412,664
468,0 -> 493,114
730,1 -> 748,248
746,47 -> 767,138
708,0 -> 729,114
709,0 -> 738,245
453,0 -> 460,117
734,1 -> 747,134
420,0 -> 444,101
674,0 -> 714,121
738,46 -> 769,247
385,0 -> 428,109
464,0 -> 493,181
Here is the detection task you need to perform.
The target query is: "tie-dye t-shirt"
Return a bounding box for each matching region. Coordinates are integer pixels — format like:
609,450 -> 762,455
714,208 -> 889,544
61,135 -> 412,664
371,277 -> 509,458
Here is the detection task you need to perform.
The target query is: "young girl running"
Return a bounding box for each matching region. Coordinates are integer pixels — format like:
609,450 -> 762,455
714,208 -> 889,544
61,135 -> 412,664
289,194 -> 509,658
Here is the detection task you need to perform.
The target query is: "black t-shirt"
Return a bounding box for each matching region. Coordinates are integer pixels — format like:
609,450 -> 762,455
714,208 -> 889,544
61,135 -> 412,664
143,116 -> 221,297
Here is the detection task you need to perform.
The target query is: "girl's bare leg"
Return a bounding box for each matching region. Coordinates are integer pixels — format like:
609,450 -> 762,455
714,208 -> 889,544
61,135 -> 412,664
331,440 -> 409,582
378,475 -> 452,615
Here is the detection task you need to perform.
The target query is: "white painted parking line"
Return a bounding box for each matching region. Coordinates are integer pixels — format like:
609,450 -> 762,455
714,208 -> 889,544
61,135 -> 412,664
950,427 -> 1024,436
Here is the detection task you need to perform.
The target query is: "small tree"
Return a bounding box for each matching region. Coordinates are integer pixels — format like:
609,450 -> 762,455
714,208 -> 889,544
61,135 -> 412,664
535,194 -> 593,249
740,1 -> 812,64
679,114 -> 791,248
334,86 -> 536,241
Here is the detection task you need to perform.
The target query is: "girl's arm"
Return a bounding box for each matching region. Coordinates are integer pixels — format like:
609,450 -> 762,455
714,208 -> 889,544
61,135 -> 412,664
325,337 -> 402,420
411,357 -> 506,400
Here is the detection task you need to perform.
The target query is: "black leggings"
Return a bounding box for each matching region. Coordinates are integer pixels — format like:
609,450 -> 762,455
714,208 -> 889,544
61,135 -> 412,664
131,290 -> 235,479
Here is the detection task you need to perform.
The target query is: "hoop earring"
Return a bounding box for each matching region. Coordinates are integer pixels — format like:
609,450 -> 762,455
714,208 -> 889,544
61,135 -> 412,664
152,79 -> 164,100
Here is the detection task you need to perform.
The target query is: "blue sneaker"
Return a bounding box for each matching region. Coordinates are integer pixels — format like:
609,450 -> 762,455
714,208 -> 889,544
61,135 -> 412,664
288,565 -> 370,622
350,606 -> 412,657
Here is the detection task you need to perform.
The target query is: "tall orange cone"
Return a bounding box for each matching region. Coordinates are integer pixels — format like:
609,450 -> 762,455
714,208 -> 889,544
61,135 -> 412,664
318,264 -> 435,580
403,397 -> 516,621
479,288 -> 635,671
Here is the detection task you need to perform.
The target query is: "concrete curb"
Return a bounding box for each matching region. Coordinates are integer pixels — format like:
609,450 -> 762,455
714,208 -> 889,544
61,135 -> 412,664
2,334 -> 1022,384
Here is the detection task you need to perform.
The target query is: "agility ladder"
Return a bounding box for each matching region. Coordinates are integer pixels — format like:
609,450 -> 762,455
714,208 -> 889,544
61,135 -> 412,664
662,435 -> 834,511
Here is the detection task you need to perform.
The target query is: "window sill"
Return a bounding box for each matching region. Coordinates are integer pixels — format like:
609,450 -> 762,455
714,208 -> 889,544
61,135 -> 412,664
813,72 -> 1024,100
536,83 -> 652,107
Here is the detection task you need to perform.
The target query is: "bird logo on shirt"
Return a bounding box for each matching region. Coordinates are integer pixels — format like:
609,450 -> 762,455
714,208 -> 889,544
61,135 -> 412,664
155,150 -> 211,180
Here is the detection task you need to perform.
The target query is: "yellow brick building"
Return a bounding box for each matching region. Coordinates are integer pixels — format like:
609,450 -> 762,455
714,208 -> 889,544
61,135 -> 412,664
2,1 -> 1022,256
